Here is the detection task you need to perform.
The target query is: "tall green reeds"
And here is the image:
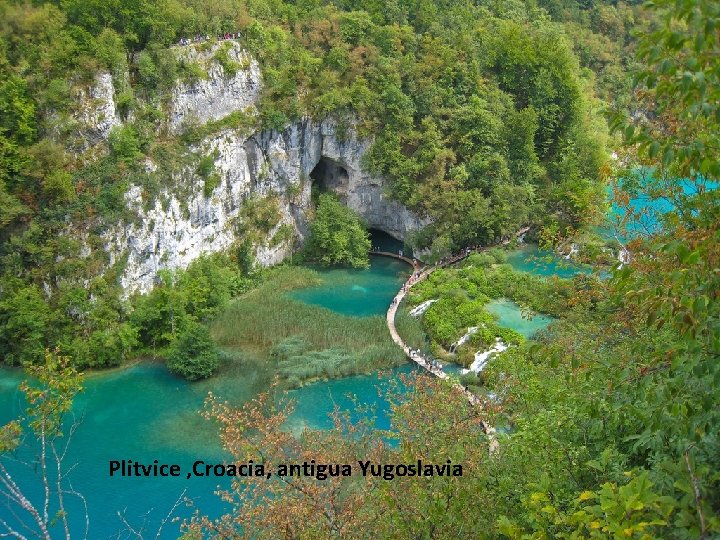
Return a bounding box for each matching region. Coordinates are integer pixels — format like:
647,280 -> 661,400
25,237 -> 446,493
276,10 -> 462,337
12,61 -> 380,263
211,266 -> 406,385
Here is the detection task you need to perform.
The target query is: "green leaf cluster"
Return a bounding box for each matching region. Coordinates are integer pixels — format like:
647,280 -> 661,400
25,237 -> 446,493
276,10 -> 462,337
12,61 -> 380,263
304,193 -> 371,268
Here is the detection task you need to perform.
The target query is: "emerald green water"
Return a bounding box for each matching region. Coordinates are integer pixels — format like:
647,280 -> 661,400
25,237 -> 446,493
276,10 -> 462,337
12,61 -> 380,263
506,244 -> 591,278
486,298 -> 554,338
289,257 -> 409,316
285,364 -> 418,433
0,234 -> 574,537
0,361 -> 420,539
0,175 -> 700,536
0,363 -> 232,538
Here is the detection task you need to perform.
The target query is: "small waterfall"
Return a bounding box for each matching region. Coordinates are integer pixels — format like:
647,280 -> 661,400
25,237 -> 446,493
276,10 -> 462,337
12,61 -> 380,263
409,299 -> 437,317
563,243 -> 579,260
616,236 -> 631,269
461,338 -> 508,374
449,326 -> 479,353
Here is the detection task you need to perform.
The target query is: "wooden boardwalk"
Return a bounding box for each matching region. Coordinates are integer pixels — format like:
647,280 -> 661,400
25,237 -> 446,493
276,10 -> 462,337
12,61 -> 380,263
373,227 -> 530,389
386,267 -> 483,406
369,251 -> 417,267
378,227 -> 530,445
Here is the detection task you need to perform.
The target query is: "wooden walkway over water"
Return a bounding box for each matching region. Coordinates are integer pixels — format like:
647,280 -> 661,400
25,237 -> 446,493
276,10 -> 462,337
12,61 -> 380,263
376,227 -> 531,407
369,251 -> 417,267
385,266 -> 484,407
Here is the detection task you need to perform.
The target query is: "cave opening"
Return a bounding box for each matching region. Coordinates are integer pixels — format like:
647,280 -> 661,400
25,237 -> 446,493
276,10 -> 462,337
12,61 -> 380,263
368,228 -> 412,256
309,157 -> 349,201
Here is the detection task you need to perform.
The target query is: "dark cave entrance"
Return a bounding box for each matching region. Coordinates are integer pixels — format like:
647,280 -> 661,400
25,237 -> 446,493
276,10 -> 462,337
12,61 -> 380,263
368,228 -> 412,256
308,159 -> 413,256
310,157 -> 350,201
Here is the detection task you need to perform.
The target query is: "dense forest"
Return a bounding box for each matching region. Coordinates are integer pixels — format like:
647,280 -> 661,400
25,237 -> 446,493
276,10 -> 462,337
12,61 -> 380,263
0,0 -> 718,537
0,0 -> 640,369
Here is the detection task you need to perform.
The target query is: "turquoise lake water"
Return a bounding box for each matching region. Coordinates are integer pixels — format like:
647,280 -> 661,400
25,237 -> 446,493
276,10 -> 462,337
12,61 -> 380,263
0,231 -> 579,537
486,298 -> 555,338
289,256 -> 409,316
0,251 -> 418,538
602,174 -> 716,239
505,244 -> 591,278
0,170 -> 704,536
285,364 -> 418,433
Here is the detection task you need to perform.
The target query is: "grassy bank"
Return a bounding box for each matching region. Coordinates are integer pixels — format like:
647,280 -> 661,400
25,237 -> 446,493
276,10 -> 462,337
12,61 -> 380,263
394,307 -> 430,354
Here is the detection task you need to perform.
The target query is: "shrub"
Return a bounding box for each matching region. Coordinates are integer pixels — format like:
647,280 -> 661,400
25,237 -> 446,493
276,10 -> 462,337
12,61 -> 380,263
43,171 -> 75,203
456,346 -> 475,368
196,153 -> 216,178
178,59 -> 208,85
488,247 -> 508,264
198,153 -> 221,198
214,43 -> 241,77
458,372 -> 481,387
165,320 -> 220,380
203,173 -> 221,197
108,125 -> 143,163
466,252 -> 495,268
237,195 -> 282,244
304,193 -> 370,268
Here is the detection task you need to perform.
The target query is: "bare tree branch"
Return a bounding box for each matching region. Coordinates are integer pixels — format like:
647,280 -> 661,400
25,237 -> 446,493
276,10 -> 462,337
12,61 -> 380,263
154,489 -> 188,540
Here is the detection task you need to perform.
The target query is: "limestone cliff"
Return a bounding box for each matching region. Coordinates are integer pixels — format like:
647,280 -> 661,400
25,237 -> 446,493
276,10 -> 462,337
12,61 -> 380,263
66,72 -> 122,158
81,42 -> 426,294
169,43 -> 262,132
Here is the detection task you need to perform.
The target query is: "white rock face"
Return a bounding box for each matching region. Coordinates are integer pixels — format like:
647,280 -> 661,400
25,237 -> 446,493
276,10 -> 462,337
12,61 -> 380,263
62,43 -> 428,295
259,119 -> 429,240
169,42 -> 262,132
72,73 -> 122,150
107,118 -> 428,294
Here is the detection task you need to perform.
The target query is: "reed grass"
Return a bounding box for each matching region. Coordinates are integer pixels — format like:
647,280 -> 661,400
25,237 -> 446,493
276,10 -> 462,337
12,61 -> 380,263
275,344 -> 405,388
210,265 -> 406,384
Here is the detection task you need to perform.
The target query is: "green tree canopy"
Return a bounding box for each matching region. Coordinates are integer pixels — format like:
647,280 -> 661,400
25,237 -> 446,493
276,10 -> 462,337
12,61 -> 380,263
305,193 -> 371,268
165,319 -> 220,381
